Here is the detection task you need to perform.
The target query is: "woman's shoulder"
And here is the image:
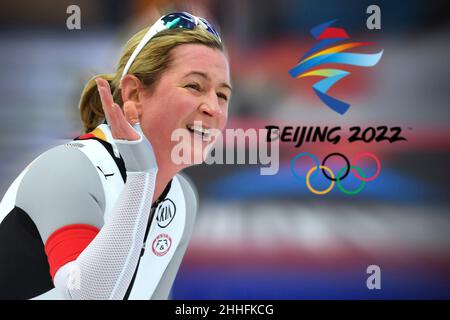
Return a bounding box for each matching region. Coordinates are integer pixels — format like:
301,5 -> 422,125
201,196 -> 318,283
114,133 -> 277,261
16,141 -> 106,202
21,124 -> 116,180
6,140 -> 108,243
20,124 -> 123,189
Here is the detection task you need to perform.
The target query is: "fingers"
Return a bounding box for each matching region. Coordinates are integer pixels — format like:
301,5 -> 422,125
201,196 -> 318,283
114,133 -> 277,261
108,101 -> 140,140
96,77 -> 139,125
95,77 -> 115,126
95,77 -> 140,141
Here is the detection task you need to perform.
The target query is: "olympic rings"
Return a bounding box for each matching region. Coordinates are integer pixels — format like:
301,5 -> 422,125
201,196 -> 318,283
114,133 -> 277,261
290,152 -> 320,182
336,165 -> 366,195
290,152 -> 380,195
321,152 -> 350,182
352,152 -> 381,182
306,165 -> 335,195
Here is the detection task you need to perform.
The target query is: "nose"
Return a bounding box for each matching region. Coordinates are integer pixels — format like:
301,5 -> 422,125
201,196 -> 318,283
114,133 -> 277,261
198,99 -> 222,118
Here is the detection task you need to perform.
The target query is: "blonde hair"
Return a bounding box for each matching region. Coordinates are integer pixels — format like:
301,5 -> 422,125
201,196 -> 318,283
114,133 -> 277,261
79,27 -> 223,133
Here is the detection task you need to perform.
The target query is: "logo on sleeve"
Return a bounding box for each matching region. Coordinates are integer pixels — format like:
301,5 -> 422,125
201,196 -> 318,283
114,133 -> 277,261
155,199 -> 176,228
96,166 -> 115,180
152,233 -> 172,257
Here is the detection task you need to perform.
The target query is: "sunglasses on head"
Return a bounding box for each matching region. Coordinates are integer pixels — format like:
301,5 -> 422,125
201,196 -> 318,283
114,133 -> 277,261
122,12 -> 221,79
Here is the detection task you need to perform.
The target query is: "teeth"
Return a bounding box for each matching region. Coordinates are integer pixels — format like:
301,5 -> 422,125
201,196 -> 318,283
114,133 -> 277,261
187,124 -> 210,138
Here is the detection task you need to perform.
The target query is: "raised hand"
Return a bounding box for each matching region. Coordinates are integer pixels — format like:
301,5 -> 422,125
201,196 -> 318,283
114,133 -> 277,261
95,77 -> 140,141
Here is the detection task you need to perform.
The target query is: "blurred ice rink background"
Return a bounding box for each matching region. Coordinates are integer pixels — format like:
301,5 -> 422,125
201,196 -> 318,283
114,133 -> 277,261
0,0 -> 449,299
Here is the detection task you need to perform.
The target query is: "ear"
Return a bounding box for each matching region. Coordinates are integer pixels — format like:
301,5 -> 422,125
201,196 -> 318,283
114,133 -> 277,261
120,74 -> 144,118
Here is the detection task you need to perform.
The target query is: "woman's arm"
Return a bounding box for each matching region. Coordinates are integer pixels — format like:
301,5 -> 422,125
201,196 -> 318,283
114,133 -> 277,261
53,134 -> 158,299
14,78 -> 158,299
52,78 -> 157,300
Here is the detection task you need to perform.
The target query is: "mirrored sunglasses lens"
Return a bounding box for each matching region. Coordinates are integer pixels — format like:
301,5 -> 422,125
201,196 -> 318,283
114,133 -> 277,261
162,13 -> 221,40
162,13 -> 195,29
199,17 -> 220,38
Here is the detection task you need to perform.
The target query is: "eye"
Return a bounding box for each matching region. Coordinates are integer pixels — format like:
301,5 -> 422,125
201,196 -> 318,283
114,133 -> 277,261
217,92 -> 229,102
185,83 -> 201,91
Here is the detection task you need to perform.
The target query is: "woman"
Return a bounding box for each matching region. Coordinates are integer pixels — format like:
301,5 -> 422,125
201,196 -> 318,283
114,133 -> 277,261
0,12 -> 231,300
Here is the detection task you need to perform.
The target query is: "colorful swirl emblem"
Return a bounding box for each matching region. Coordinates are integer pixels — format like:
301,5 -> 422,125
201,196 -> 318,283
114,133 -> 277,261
289,19 -> 383,115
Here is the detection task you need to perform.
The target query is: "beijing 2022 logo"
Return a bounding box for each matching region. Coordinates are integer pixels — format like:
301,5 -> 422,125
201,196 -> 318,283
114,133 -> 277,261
289,19 -> 383,115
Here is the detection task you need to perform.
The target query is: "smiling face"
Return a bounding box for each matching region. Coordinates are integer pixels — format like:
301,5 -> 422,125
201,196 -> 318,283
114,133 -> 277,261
137,44 -> 231,171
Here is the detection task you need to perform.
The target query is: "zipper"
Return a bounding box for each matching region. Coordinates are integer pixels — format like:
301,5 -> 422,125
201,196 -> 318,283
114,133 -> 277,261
140,204 -> 157,256
140,242 -> 146,257
123,180 -> 172,299
123,205 -> 156,300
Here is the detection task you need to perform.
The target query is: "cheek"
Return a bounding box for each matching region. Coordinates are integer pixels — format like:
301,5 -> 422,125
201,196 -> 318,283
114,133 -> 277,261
157,90 -> 196,120
142,110 -> 175,142
140,92 -> 194,143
